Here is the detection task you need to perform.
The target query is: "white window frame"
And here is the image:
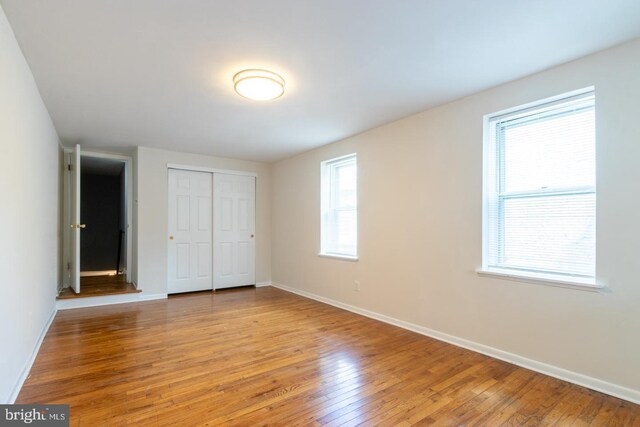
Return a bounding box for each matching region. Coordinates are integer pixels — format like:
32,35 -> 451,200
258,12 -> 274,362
479,88 -> 602,291
320,153 -> 358,261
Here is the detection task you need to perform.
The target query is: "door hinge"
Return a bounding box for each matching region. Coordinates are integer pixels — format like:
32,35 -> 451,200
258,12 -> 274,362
67,164 -> 72,171
67,262 -> 71,270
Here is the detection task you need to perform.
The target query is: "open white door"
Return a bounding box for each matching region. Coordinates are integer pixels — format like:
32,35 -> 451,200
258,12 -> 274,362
214,173 -> 256,289
70,144 -> 82,293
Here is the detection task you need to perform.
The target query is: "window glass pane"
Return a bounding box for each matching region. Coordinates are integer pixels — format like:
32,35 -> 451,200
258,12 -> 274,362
500,193 -> 595,277
502,109 -> 595,193
333,162 -> 357,208
328,209 -> 357,255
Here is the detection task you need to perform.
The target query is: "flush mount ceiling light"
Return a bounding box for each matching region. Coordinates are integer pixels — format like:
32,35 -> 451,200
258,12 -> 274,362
233,69 -> 285,101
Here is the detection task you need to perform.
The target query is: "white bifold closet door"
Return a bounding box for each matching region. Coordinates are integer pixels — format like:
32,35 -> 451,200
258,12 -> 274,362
213,173 -> 256,289
167,169 -> 213,293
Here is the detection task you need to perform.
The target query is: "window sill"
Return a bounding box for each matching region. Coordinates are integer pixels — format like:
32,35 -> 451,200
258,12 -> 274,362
318,253 -> 359,262
476,269 -> 607,293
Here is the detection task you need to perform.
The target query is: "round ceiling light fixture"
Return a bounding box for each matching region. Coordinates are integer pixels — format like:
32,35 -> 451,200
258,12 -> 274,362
233,69 -> 285,101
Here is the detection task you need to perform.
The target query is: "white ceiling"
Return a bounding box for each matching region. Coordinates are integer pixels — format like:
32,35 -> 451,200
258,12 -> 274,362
3,0 -> 640,162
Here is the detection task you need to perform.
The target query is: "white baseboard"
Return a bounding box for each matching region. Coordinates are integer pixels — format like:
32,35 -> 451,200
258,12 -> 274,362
270,282 -> 640,405
7,306 -> 57,404
138,293 -> 168,302
255,281 -> 272,288
57,292 -> 167,310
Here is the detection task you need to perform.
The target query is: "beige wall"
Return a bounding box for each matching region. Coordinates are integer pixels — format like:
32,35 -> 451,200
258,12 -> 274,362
136,146 -> 271,295
271,39 -> 640,395
0,5 -> 59,402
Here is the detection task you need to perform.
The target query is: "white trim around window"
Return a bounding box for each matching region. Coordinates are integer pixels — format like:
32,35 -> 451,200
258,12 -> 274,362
481,88 -> 602,290
320,153 -> 358,260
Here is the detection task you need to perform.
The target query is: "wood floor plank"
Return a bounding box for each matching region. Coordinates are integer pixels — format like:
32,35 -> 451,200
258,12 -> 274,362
16,286 -> 639,425
58,275 -> 139,299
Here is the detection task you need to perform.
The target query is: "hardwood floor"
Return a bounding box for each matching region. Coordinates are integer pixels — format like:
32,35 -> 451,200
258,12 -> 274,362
57,275 -> 140,299
19,287 -> 639,426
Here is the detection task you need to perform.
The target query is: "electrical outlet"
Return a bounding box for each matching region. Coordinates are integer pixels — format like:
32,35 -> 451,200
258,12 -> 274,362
354,280 -> 361,292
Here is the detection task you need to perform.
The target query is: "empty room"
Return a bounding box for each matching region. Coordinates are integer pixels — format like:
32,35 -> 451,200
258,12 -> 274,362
1,0 -> 639,425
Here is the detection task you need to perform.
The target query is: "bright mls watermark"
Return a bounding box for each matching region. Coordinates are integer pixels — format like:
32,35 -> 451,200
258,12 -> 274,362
0,405 -> 68,426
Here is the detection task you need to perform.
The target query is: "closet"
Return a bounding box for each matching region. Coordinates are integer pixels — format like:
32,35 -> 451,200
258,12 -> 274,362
167,168 -> 256,294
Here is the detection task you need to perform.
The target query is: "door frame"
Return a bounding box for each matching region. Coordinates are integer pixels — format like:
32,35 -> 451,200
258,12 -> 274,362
166,164 -> 257,293
166,163 -> 257,178
62,149 -> 135,288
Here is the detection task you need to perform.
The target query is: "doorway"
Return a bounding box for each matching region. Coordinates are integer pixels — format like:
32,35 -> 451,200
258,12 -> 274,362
60,146 -> 135,298
80,156 -> 126,276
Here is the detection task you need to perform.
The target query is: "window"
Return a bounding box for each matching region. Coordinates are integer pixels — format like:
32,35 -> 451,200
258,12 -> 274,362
321,154 -> 357,259
482,89 -> 596,286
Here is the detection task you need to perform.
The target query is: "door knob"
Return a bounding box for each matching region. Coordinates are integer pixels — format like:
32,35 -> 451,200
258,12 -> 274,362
78,224 -> 86,229
251,234 -> 254,238
169,235 -> 174,240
